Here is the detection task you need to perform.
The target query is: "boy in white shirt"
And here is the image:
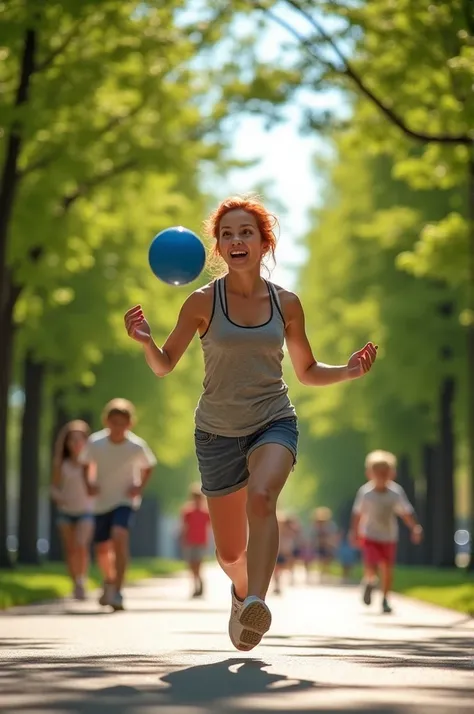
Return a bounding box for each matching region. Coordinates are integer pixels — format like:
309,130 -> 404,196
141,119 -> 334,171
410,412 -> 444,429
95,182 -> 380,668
79,398 -> 157,610
349,450 -> 423,613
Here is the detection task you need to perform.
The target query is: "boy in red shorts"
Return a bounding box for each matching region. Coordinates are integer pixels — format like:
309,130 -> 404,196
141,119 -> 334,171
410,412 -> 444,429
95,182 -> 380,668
180,483 -> 211,598
349,450 -> 423,613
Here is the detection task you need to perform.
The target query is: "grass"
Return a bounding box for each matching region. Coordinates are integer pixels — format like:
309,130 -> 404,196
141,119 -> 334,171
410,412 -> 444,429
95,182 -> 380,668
0,557 -> 184,610
2,557 -> 473,615
320,562 -> 474,615
390,565 -> 474,615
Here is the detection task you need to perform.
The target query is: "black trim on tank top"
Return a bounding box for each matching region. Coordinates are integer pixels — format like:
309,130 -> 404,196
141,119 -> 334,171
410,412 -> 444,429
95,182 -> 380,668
218,276 -> 227,314
267,282 -> 285,325
199,280 -> 217,340
221,276 -> 274,329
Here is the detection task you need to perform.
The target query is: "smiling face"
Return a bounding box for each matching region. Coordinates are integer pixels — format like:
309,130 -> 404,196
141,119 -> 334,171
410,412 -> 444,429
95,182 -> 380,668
65,430 -> 87,459
367,462 -> 395,488
218,209 -> 263,272
106,411 -> 131,443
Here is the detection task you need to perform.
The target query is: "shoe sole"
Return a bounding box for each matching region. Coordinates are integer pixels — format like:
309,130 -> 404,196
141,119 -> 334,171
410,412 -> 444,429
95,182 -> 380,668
239,601 -> 272,646
363,584 -> 373,606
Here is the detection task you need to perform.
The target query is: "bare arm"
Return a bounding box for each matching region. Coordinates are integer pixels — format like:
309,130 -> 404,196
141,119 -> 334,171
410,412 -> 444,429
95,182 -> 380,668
82,464 -> 99,496
349,512 -> 362,546
139,467 -> 153,489
129,467 -> 154,497
124,291 -> 209,377
50,461 -> 63,503
282,291 -> 377,386
401,513 -> 423,543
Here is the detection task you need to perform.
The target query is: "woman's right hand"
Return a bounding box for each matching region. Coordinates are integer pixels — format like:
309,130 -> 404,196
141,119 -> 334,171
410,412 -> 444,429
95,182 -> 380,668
124,305 -> 152,345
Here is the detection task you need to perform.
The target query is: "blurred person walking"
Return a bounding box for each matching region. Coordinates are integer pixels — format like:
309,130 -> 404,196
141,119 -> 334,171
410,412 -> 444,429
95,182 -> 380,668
180,483 -> 211,598
51,420 -> 94,600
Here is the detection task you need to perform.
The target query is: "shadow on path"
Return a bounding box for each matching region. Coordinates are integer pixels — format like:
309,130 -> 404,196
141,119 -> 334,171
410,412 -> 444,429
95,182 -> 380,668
260,633 -> 474,671
2,647 -> 473,713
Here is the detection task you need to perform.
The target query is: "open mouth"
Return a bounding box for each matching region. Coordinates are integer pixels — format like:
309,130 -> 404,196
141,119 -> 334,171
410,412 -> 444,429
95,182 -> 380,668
230,250 -> 248,259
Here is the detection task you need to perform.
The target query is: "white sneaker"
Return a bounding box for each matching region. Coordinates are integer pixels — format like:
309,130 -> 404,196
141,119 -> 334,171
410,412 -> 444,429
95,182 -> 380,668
99,583 -> 115,606
74,582 -> 87,601
228,588 -> 272,651
228,587 -> 251,651
239,595 -> 272,647
111,591 -> 124,611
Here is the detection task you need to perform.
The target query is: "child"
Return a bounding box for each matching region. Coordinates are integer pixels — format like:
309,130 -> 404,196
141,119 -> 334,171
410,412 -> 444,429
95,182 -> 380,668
310,507 -> 338,582
180,483 -> 211,598
51,420 -> 94,600
337,530 -> 357,583
79,398 -> 157,611
349,450 -> 423,613
272,512 -> 295,595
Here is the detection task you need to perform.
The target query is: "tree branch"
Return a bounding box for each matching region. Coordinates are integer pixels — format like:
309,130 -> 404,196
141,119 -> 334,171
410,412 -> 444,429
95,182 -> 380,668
0,27 -> 37,314
35,20 -> 84,73
20,99 -> 146,178
257,4 -> 339,73
61,159 -> 137,212
19,150 -> 62,178
263,0 -> 473,145
462,0 -> 474,35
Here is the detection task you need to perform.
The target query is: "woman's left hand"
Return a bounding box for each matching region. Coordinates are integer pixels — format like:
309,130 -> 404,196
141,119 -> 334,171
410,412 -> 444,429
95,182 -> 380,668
347,342 -> 378,378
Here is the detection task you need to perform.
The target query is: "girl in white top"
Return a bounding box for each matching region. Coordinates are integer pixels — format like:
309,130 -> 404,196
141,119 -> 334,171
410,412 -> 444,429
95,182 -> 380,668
51,420 -> 94,600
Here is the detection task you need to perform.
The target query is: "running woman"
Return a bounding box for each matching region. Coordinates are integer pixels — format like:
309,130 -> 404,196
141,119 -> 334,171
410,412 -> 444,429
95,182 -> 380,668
51,420 -> 94,600
124,195 -> 377,650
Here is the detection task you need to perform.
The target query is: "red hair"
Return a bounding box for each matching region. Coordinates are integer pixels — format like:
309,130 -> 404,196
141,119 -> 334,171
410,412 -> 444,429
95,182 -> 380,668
204,195 -> 278,274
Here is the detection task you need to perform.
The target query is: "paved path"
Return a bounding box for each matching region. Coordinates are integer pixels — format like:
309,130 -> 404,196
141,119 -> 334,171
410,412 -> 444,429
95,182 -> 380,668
1,565 -> 473,714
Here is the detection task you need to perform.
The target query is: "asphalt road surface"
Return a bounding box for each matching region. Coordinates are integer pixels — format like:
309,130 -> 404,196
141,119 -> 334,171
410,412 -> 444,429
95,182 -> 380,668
1,565 -> 473,714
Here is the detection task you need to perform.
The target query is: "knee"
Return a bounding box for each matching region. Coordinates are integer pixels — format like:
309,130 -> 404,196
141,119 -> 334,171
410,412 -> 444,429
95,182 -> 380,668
95,541 -> 109,555
216,548 -> 246,568
247,482 -> 277,519
111,527 -> 128,549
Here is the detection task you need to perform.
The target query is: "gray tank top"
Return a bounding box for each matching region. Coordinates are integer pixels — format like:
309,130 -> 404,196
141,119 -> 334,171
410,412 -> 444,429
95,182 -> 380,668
194,277 -> 297,437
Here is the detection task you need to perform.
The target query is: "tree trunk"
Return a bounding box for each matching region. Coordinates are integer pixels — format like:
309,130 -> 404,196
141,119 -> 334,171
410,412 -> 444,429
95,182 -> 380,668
0,27 -> 37,568
48,390 -> 69,562
397,455 -> 414,565
419,444 -> 436,566
467,156 -> 474,570
432,377 -> 456,567
17,353 -> 45,564
0,283 -> 17,567
0,28 -> 36,283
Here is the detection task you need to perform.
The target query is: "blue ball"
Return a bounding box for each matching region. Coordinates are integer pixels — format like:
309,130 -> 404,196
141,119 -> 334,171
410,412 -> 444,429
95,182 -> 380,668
148,226 -> 206,286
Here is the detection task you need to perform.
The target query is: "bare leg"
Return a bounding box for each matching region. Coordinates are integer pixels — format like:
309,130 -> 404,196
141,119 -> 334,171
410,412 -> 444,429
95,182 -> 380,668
58,523 -> 77,586
95,541 -> 116,583
246,444 -> 294,600
111,526 -> 129,592
189,560 -> 203,594
273,563 -> 283,594
364,562 -> 377,583
75,519 -> 94,581
207,489 -> 248,600
380,561 -> 393,598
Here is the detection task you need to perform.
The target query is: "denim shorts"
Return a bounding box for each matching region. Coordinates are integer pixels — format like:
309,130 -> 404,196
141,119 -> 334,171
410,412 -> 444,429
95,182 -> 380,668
94,506 -> 134,544
57,512 -> 94,526
194,417 -> 298,498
